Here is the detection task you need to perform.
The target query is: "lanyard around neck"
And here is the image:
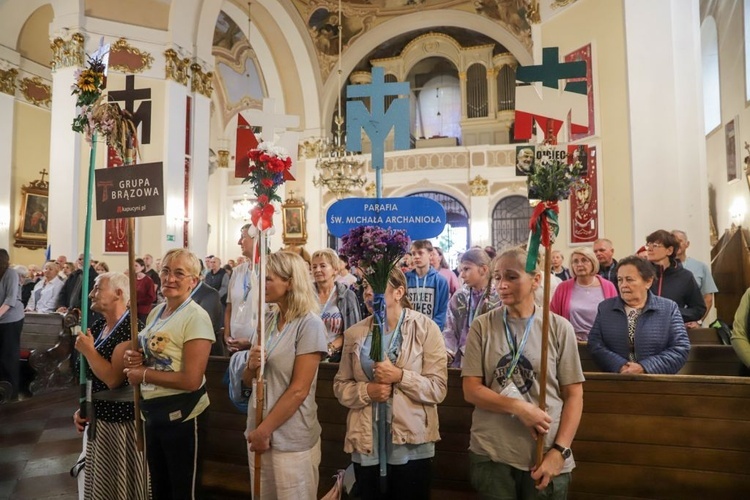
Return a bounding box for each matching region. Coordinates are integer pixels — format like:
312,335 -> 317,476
94,310 -> 129,348
147,298 -> 193,332
242,265 -> 258,303
467,287 -> 488,327
503,307 -> 535,379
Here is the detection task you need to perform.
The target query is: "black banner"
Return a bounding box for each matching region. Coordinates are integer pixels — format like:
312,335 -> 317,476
94,162 -> 164,220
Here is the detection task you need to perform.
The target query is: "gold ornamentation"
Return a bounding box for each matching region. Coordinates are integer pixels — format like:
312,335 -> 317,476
109,38 -> 154,73
190,63 -> 213,97
50,33 -> 84,70
469,175 -> 489,196
552,0 -> 578,9
164,48 -> 190,85
19,77 -> 51,107
299,138 -> 325,159
365,182 -> 376,198
0,67 -> 18,95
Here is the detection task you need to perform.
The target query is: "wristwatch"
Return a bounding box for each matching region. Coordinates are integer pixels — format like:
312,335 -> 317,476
552,443 -> 572,459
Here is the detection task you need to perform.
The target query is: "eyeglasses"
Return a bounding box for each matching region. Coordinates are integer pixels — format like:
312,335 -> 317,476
159,268 -> 191,281
645,243 -> 664,249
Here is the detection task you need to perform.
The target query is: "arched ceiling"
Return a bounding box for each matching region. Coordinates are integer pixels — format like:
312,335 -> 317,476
354,27 -> 508,72
84,0 -> 170,31
17,4 -> 54,68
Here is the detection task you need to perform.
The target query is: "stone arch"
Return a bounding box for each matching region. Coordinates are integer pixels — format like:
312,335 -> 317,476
321,9 -> 532,132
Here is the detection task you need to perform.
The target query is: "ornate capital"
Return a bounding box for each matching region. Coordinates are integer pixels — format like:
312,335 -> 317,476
50,32 -> 84,70
164,48 -> 190,85
190,62 -> 213,97
20,76 -> 51,107
0,67 -> 18,95
110,38 -> 154,73
469,175 -> 489,197
298,138 -> 325,159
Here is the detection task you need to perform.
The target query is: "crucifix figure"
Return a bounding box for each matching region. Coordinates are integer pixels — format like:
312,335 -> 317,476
38,169 -> 48,183
243,98 -> 300,175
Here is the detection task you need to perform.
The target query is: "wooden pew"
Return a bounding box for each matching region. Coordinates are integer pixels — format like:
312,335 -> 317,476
203,358 -> 750,500
688,327 -> 722,345
22,312 -> 77,395
577,343 -> 744,376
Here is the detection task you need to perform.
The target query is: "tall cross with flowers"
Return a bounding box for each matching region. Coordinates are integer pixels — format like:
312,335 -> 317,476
243,140 -> 293,499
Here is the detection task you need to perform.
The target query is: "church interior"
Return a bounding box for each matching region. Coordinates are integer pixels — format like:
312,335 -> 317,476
1,0 -> 750,498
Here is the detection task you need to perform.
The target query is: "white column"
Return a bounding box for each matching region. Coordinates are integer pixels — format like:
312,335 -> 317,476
624,0 -> 709,260
190,92 -> 210,258
162,79 -> 188,253
47,66 -> 83,258
469,196 -> 490,248
0,91 -> 14,248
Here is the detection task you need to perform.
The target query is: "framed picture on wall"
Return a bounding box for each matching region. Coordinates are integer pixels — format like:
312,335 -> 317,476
13,171 -> 49,250
726,118 -> 739,183
281,193 -> 307,246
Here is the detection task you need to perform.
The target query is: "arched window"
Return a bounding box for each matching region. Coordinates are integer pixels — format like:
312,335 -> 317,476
467,63 -> 488,118
497,65 -> 516,112
492,196 -> 533,251
701,16 -> 721,134
415,74 -> 461,140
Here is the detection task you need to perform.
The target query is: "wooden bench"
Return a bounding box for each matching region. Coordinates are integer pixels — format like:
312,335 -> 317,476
577,343 -> 744,376
203,358 -> 750,499
22,312 -> 77,395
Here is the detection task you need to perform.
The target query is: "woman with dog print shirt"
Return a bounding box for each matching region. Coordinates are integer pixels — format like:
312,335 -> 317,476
124,248 -> 215,499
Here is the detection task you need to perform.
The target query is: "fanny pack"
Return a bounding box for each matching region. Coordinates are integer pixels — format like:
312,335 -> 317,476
140,385 -> 206,426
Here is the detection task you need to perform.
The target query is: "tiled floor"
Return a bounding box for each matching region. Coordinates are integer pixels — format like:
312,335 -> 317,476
0,388 -> 81,500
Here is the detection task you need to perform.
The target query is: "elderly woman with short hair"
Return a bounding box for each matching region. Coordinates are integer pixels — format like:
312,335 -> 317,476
73,272 -> 148,499
123,248 -> 215,499
243,251 -> 328,499
311,248 -> 360,361
550,247 -> 618,342
588,255 -> 690,374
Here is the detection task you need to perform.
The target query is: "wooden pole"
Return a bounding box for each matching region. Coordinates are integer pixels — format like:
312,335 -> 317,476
253,230 -> 266,499
126,217 -> 144,451
535,244 -> 552,467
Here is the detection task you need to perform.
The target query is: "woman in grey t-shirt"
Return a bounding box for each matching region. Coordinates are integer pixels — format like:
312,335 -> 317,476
243,251 -> 327,499
462,247 -> 584,498
0,249 -> 25,400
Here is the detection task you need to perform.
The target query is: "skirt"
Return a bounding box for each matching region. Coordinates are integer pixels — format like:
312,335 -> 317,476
84,420 -> 150,500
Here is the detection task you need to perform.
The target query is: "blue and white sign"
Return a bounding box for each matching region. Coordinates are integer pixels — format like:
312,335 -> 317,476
327,197 -> 446,239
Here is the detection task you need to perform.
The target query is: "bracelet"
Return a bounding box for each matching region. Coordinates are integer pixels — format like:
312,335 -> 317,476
142,368 -> 148,384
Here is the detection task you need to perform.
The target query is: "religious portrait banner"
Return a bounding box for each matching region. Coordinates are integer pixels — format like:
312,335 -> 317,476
569,145 -> 598,244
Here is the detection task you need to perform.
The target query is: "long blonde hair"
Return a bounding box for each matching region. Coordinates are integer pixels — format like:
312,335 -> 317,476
266,251 -> 319,320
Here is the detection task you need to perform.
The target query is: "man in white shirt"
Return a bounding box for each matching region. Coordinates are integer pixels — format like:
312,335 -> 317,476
224,224 -> 259,353
672,229 -> 718,327
26,261 -> 64,313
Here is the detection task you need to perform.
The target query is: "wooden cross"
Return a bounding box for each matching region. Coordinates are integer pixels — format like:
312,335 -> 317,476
39,169 -> 48,183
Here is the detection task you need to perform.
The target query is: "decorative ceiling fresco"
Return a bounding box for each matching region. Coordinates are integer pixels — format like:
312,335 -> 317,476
212,10 -> 265,129
291,0 -> 534,81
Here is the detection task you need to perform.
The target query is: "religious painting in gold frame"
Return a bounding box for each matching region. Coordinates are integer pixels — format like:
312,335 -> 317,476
281,195 -> 307,246
14,172 -> 50,250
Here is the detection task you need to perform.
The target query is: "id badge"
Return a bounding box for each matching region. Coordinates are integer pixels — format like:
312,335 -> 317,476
500,380 -> 524,401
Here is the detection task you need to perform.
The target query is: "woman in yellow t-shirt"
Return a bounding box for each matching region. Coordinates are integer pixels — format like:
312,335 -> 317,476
124,248 -> 215,499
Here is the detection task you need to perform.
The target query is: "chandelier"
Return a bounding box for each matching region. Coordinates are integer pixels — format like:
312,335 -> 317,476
312,0 -> 366,199
231,197 -> 255,220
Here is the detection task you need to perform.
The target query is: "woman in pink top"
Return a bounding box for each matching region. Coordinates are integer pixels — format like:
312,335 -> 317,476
550,247 -> 617,342
430,247 -> 460,298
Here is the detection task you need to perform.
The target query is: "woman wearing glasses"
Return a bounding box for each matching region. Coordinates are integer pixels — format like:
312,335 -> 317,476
243,251 -> 328,499
645,230 -> 705,325
550,247 -> 617,342
123,248 -> 215,499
